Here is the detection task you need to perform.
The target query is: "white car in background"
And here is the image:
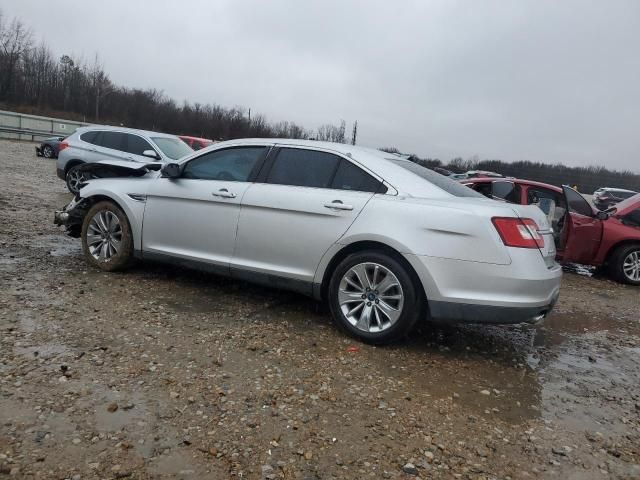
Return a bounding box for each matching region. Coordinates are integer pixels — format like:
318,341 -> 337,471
56,126 -> 193,194
54,139 -> 562,344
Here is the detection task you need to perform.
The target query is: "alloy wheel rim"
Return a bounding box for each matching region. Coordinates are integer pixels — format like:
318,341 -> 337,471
68,169 -> 85,192
338,262 -> 404,333
622,250 -> 640,281
43,146 -> 53,158
87,210 -> 122,262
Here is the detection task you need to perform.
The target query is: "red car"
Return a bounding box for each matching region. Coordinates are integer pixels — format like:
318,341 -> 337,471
462,177 -> 640,285
178,135 -> 214,151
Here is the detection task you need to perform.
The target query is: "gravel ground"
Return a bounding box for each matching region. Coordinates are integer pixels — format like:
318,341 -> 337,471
0,139 -> 639,479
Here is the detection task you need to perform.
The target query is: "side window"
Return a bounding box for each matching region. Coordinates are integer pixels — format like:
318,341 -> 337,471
192,140 -> 203,151
124,134 -> 154,156
266,148 -> 340,188
100,132 -> 126,151
491,181 -> 521,203
182,147 -> 265,181
80,131 -> 99,145
331,159 -> 383,193
623,208 -> 640,227
527,187 -> 565,227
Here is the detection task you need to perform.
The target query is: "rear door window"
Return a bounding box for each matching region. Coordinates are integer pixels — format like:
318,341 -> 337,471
330,159 -> 384,193
266,148 -> 340,188
99,131 -> 126,151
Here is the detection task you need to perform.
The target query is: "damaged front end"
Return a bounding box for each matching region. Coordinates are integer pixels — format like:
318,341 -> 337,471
53,160 -> 161,237
54,197 -> 91,238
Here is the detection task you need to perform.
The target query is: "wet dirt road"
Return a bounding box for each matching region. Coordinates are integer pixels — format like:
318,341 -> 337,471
0,140 -> 638,479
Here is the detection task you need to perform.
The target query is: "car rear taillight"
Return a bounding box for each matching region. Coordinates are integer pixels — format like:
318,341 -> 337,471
492,217 -> 544,249
59,141 -> 69,152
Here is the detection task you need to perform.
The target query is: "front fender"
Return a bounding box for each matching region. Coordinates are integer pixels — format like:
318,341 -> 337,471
79,184 -> 146,252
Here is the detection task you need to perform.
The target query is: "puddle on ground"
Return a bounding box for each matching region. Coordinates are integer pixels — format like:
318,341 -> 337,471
35,234 -> 82,257
15,343 -> 69,359
254,301 -> 640,433
532,312 -> 640,347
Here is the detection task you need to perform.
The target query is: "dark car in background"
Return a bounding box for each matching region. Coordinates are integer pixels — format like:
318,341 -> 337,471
178,135 -> 214,151
35,136 -> 65,158
593,187 -> 637,210
463,177 -> 640,285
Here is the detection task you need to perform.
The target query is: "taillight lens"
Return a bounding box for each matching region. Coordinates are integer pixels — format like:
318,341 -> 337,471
59,141 -> 69,152
492,217 -> 544,249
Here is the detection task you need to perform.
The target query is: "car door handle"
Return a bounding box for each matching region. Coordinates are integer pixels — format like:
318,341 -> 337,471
212,189 -> 237,199
324,200 -> 353,211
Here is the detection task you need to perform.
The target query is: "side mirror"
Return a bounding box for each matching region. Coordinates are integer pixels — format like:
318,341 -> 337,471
596,210 -> 609,220
142,149 -> 160,159
161,163 -> 181,179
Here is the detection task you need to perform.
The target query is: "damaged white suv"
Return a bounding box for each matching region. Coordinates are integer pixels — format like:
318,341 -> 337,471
54,139 -> 561,343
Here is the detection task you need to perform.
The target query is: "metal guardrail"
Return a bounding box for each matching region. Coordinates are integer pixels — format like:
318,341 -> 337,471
0,109 -> 91,142
0,125 -> 62,142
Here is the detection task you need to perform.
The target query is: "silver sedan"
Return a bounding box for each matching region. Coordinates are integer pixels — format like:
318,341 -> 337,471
55,139 -> 561,344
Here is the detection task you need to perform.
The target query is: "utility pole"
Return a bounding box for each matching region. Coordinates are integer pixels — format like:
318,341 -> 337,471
351,120 -> 358,145
248,108 -> 251,123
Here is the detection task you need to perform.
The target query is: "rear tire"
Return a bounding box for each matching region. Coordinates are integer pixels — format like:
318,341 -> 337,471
81,201 -> 133,272
328,251 -> 423,344
608,244 -> 640,285
43,145 -> 55,158
65,164 -> 86,194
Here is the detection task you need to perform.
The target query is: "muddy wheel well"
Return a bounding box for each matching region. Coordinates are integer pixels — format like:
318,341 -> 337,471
66,195 -> 128,238
604,240 -> 640,266
319,240 -> 424,302
64,159 -> 84,174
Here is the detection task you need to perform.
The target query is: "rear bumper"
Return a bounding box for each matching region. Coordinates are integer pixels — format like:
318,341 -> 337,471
429,293 -> 559,324
56,167 -> 65,180
404,250 -> 562,324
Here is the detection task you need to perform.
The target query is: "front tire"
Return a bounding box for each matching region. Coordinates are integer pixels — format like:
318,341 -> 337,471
81,201 -> 133,272
609,244 -> 640,285
328,251 -> 423,344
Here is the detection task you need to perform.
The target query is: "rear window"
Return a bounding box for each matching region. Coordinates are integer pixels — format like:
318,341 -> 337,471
391,160 -> 484,198
80,131 -> 99,145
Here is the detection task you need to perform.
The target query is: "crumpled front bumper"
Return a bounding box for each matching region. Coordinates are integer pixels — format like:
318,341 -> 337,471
54,198 -> 89,237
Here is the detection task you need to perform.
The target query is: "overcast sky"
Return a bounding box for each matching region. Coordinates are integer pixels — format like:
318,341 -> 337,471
3,0 -> 640,170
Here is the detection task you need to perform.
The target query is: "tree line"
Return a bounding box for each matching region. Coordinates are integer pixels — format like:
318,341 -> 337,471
1,9 -> 637,193
379,150 -> 640,195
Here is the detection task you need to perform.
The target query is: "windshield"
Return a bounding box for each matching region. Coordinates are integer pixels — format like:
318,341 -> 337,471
152,137 -> 193,160
391,160 -> 484,198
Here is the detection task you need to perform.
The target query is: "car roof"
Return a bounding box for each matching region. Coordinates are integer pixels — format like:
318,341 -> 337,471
462,177 -> 562,193
77,125 -> 178,139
